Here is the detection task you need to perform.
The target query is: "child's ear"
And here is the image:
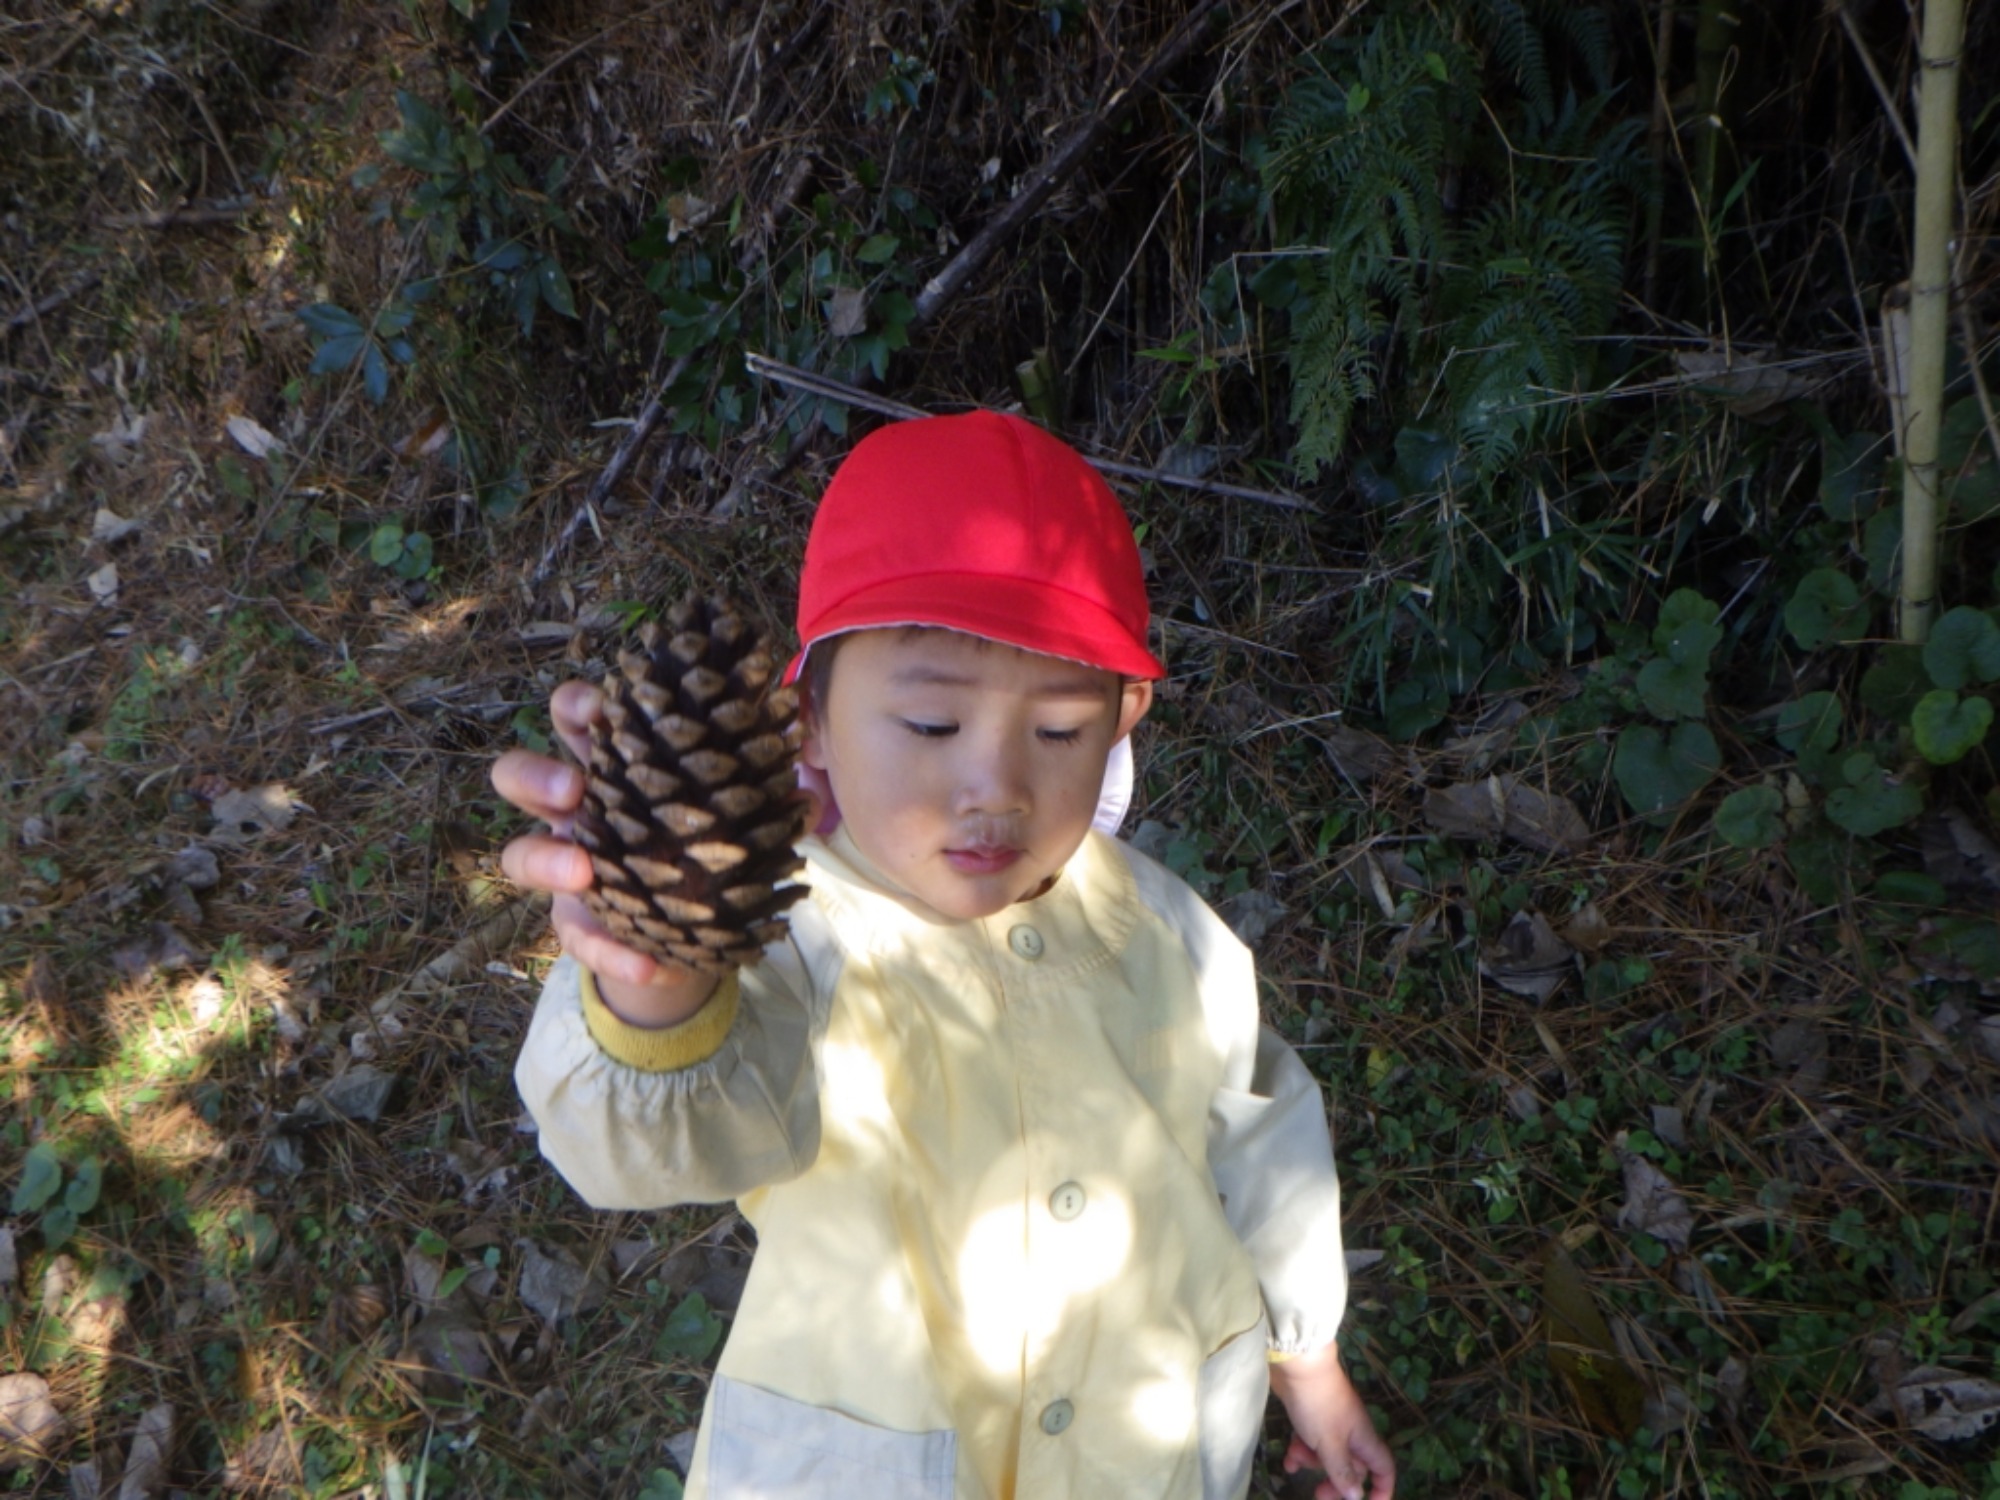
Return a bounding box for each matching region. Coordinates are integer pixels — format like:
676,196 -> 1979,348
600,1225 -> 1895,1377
1113,678 -> 1153,741
797,697 -> 826,770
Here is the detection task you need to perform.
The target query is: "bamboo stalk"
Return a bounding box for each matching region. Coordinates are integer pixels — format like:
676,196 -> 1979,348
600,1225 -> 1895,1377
1897,0 -> 1967,644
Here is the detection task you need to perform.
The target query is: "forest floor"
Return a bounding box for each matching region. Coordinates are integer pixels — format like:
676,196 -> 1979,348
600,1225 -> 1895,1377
4,2 -> 2000,1498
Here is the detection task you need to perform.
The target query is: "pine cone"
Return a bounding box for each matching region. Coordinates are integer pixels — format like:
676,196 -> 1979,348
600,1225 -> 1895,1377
574,594 -> 810,974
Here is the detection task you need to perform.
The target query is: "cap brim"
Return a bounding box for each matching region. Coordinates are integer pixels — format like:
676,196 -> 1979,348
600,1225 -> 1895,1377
786,571 -> 1165,682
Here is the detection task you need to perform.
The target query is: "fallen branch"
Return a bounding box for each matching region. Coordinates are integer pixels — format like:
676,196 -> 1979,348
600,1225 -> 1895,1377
99,198 -> 252,230
743,352 -> 1315,512
912,0 -> 1229,326
4,271 -> 100,337
372,893 -> 551,1014
529,353 -> 690,590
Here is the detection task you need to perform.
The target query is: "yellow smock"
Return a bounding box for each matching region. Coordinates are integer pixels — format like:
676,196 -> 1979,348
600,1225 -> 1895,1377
516,828 -> 1349,1500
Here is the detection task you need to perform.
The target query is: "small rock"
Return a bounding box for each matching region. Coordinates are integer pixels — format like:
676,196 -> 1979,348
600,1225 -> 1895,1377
0,1371 -> 67,1458
0,1226 -> 16,1297
68,1460 -> 101,1500
1650,1105 -> 1687,1151
209,784 -> 304,844
114,1403 -> 173,1500
299,1065 -> 396,1124
516,1240 -> 610,1324
88,563 -> 120,606
41,1254 -> 80,1316
164,847 -> 219,890
92,507 -> 142,544
1218,888 -> 1287,947
401,1308 -> 493,1397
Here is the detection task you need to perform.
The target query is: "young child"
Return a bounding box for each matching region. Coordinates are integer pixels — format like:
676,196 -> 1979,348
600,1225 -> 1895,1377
492,412 -> 1396,1500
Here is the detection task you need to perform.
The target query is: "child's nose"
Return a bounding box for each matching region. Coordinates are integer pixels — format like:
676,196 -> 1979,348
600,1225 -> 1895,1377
954,736 -> 1031,817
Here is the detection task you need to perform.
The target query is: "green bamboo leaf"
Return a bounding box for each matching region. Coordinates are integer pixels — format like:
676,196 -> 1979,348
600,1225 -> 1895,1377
537,257 -> 577,319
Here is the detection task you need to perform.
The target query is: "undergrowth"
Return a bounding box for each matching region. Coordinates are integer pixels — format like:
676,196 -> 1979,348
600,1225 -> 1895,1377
4,0 -> 2000,1497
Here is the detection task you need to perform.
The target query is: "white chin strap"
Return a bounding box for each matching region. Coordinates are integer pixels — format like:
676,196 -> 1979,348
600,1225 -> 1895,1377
1092,736 -> 1135,835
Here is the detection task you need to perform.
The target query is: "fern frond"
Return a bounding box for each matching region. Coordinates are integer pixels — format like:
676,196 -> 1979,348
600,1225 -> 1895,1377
1475,0 -> 1552,122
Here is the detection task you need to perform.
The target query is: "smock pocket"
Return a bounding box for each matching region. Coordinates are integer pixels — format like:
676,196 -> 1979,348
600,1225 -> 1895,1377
1196,1316 -> 1271,1500
706,1375 -> 956,1500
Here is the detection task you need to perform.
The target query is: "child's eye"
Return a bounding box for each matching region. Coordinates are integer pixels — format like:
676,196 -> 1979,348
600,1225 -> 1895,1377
1038,727 -> 1084,744
901,721 -> 957,738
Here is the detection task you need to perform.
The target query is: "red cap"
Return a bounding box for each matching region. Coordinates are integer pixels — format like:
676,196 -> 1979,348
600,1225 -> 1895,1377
787,411 -> 1164,681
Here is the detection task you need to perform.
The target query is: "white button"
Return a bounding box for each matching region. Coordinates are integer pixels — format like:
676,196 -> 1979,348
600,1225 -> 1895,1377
1049,1181 -> 1086,1221
1008,924 -> 1045,960
1039,1398 -> 1074,1435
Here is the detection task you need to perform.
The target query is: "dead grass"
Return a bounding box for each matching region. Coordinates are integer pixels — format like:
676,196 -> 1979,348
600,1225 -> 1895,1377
4,1 -> 2000,1497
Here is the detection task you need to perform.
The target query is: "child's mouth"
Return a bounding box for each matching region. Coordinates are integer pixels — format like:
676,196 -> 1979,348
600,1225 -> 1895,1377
944,845 -> 1022,875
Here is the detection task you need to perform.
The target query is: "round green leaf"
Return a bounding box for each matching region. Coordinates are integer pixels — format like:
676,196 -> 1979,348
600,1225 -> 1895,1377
1636,656 -> 1708,720
1714,785 -> 1785,849
1614,721 -> 1721,819
395,531 -> 435,580
1860,644 -> 1929,721
1774,692 -> 1841,754
1384,676 -> 1448,741
1910,689 -> 1993,765
11,1141 -> 62,1215
1824,754 -> 1924,837
62,1155 -> 102,1215
368,523 -> 406,566
1784,568 -> 1869,650
1920,606 -> 2000,691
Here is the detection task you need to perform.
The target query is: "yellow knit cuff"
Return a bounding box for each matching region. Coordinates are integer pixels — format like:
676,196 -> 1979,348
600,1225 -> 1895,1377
580,967 -> 741,1072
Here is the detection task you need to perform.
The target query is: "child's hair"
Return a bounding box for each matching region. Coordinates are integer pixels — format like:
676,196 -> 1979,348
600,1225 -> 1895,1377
799,627 -> 1134,726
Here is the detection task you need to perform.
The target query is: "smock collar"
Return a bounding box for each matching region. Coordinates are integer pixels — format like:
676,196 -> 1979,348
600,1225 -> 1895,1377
802,825 -> 1141,981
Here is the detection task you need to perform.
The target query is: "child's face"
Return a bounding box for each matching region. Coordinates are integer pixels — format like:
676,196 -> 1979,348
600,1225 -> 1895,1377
800,628 -> 1152,919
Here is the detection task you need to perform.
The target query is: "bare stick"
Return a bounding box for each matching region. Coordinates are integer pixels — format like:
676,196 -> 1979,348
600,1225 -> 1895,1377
4,271 -> 100,336
530,354 -> 690,589
911,0 -> 1229,326
1835,3 -> 1918,172
743,352 -> 1315,512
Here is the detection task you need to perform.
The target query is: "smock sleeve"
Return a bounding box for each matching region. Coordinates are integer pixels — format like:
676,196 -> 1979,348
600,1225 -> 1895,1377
1207,1026 -> 1349,1358
1118,836 -> 1352,1359
513,904 -> 837,1208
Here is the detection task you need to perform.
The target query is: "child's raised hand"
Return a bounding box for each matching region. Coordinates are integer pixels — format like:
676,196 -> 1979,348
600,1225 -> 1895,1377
1267,1342 -> 1396,1500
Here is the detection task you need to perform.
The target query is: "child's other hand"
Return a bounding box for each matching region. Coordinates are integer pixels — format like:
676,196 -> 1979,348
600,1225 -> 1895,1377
492,682 -> 699,1014
1267,1342 -> 1395,1500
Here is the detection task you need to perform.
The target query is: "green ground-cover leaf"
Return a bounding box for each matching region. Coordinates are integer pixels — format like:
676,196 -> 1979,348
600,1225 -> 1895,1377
1613,721 -> 1720,818
1785,568 -> 1870,650
1714,784 -> 1784,848
11,1141 -> 62,1214
1921,606 -> 2000,690
1911,689 -> 1993,765
1775,692 -> 1842,753
1824,752 -> 1924,837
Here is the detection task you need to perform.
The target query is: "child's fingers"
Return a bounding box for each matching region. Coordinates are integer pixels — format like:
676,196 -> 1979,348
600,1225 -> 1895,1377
1281,1435 -> 1318,1475
501,832 -> 594,894
492,750 -> 583,825
549,681 -> 604,763
549,894 -> 659,988
1350,1428 -> 1397,1499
